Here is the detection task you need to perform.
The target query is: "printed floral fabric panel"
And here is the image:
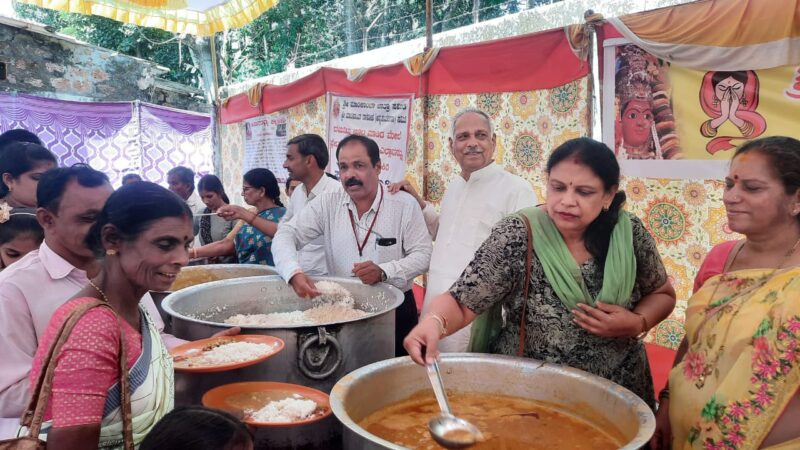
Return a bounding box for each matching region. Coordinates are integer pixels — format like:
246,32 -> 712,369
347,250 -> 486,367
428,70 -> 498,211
218,76 -> 739,349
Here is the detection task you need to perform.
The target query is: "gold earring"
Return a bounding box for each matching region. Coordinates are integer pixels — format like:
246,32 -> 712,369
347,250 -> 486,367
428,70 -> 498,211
106,249 -> 117,256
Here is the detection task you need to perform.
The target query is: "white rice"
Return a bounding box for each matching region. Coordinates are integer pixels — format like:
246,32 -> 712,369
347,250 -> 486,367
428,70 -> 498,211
314,281 -> 355,305
248,394 -> 318,423
179,341 -> 276,367
224,304 -> 367,327
223,281 -> 367,327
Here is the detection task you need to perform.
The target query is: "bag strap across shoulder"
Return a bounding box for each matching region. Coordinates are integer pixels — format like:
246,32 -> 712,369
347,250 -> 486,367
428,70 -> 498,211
20,299 -> 134,450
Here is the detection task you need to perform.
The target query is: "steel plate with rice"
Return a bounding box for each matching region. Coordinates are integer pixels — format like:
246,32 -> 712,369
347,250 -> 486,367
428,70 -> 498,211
170,335 -> 284,373
203,381 -> 332,427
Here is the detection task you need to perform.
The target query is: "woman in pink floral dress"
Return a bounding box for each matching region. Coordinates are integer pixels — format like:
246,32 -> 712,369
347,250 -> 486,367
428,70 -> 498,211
651,136 -> 800,450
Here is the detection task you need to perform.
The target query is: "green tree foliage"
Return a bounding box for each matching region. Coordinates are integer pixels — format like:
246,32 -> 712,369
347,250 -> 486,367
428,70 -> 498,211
14,2 -> 202,87
217,0 -> 528,85
15,0 -> 559,88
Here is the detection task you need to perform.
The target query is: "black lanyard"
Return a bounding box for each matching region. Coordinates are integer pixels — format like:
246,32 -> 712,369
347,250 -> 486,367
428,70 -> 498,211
348,185 -> 384,257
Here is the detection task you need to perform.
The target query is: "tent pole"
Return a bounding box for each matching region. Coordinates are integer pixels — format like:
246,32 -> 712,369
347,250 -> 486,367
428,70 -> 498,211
425,0 -> 433,50
584,10 -> 602,141
209,35 -> 221,101
209,34 -> 222,177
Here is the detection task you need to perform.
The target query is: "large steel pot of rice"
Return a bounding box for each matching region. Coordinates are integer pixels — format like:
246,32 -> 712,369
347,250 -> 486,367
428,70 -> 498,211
149,264 -> 277,332
162,275 -> 404,450
331,354 -> 655,450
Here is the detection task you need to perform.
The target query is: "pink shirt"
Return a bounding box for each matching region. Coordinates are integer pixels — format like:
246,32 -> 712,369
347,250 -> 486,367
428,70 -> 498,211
0,241 -> 87,429
29,297 -> 143,427
692,241 -> 738,293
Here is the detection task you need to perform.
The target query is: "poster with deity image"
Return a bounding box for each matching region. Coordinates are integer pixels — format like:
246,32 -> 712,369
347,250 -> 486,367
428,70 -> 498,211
603,40 -> 800,180
612,44 -> 682,161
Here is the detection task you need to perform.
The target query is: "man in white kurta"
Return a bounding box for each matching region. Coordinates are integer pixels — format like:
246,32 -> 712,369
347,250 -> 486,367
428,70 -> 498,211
390,108 -> 537,352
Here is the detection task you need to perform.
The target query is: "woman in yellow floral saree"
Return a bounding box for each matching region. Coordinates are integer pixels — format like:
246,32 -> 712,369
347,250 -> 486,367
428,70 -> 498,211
652,136 -> 800,450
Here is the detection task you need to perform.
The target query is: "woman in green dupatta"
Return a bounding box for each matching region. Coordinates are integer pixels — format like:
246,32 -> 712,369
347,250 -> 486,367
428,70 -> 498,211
404,138 -> 676,408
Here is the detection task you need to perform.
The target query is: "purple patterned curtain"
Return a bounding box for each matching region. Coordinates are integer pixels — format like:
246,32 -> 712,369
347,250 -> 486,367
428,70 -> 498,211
140,103 -> 213,183
0,93 -> 212,187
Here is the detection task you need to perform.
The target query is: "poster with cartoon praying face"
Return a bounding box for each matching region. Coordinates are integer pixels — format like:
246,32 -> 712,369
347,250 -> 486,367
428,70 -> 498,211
698,71 -> 766,155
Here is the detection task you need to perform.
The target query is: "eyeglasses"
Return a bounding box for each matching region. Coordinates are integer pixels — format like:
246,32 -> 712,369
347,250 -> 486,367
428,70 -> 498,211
241,186 -> 255,195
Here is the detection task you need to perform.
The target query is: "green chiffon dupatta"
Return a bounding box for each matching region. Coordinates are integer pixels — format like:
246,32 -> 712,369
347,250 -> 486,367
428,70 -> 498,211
468,207 -> 636,353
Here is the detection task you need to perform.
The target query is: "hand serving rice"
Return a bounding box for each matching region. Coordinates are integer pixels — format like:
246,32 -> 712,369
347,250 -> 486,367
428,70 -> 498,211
223,281 -> 368,327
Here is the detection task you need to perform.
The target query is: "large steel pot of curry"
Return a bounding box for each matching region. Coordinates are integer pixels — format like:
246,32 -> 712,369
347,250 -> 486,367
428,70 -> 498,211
162,275 -> 404,450
330,354 -> 655,450
149,264 -> 278,333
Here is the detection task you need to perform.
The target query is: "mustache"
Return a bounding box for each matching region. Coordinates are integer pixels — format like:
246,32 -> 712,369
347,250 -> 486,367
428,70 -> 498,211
463,147 -> 483,155
344,178 -> 363,187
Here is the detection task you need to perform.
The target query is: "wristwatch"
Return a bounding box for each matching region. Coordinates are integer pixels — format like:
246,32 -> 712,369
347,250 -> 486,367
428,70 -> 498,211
380,269 -> 388,282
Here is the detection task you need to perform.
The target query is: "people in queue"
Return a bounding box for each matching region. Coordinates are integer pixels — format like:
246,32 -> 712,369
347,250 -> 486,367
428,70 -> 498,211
0,165 -> 114,436
21,182 -> 192,449
273,134 -> 432,356
194,174 -> 235,264
651,136 -> 800,450
403,137 -> 676,408
0,141 -> 57,208
0,128 -> 42,151
281,134 -> 343,275
140,406 -> 253,450
0,207 -> 43,271
192,168 -> 286,265
168,165 -> 202,211
0,165 -> 183,438
389,108 -> 537,352
121,173 -> 143,186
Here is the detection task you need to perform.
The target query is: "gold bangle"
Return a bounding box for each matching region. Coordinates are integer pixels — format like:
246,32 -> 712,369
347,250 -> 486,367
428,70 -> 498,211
425,313 -> 447,338
634,312 -> 649,340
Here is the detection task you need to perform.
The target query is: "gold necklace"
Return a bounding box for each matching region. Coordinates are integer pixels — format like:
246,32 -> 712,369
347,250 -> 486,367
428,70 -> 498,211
87,278 -> 110,303
691,236 -> 800,388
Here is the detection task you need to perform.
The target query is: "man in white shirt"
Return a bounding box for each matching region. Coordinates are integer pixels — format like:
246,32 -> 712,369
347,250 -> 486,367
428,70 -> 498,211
390,108 -> 537,352
273,134 -> 432,356
281,134 -> 343,275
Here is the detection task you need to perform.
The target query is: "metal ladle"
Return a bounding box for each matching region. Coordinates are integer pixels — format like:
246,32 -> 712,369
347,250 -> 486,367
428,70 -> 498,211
426,360 -> 484,449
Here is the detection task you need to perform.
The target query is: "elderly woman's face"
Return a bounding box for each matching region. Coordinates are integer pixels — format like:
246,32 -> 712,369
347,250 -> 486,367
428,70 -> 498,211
724,151 -> 799,235
545,158 -> 616,236
117,216 -> 193,292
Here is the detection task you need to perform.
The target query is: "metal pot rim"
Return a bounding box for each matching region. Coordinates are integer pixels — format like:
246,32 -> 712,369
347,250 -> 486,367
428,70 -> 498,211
152,264 -> 278,294
330,354 -> 656,450
162,275 -> 405,329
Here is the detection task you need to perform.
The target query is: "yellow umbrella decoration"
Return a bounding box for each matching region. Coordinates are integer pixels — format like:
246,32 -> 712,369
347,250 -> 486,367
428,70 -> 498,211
14,0 -> 278,36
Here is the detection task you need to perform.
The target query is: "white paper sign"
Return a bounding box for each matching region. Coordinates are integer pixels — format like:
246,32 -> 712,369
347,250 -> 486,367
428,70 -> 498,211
243,114 -> 289,181
326,94 -> 412,184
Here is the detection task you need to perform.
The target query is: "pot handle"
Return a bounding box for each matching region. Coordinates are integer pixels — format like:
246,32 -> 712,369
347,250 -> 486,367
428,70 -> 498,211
298,327 -> 342,380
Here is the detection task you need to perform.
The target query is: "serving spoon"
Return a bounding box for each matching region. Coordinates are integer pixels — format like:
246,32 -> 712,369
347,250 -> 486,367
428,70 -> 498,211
425,360 -> 484,449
